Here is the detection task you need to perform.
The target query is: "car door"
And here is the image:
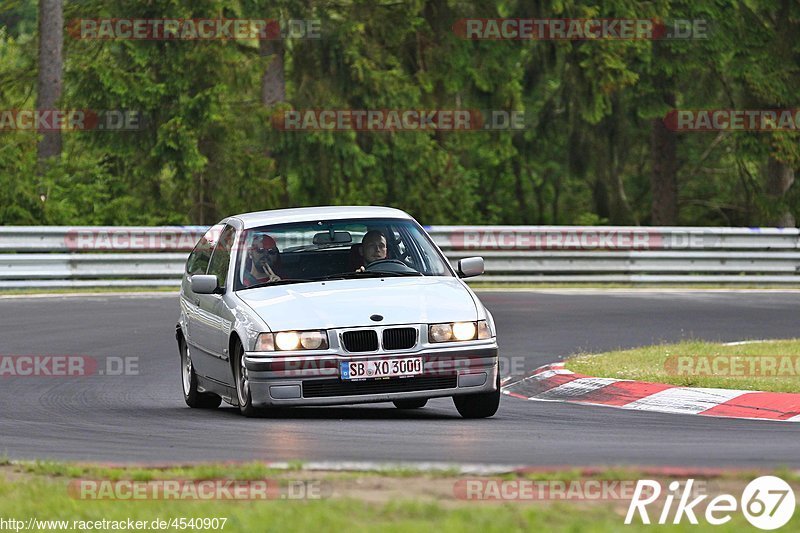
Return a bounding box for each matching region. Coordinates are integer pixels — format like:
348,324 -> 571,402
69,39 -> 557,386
181,224 -> 223,360
192,224 -> 237,382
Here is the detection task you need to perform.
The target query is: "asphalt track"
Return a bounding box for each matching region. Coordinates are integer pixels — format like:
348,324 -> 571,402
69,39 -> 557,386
1,290 -> 798,467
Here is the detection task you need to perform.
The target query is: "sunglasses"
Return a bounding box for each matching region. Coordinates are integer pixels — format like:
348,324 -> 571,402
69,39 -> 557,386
255,247 -> 278,256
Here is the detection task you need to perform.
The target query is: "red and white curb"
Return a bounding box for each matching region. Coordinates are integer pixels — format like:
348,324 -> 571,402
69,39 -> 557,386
502,363 -> 800,422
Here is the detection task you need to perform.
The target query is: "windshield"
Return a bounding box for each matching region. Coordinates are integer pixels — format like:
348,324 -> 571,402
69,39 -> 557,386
234,218 -> 453,290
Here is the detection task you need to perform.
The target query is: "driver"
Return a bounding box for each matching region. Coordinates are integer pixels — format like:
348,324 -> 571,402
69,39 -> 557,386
243,234 -> 282,286
356,230 -> 388,272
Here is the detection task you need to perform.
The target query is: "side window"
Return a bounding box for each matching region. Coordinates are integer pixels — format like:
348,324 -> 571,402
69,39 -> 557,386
186,224 -> 224,275
207,225 -> 236,288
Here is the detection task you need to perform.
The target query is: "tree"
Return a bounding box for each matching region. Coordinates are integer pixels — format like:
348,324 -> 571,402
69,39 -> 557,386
649,49 -> 678,225
36,0 -> 62,166
1,0 -> 798,227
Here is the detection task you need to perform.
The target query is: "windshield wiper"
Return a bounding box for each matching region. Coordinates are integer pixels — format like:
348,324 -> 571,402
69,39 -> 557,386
368,270 -> 422,277
239,278 -> 315,290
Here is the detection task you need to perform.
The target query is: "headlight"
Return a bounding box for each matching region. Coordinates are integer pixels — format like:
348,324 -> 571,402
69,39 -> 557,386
452,321 -> 477,340
299,330 -> 326,350
254,330 -> 329,352
429,323 -> 454,342
429,320 -> 491,343
275,331 -> 301,351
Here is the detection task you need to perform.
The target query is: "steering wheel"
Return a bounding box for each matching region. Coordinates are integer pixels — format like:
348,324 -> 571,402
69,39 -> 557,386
365,259 -> 408,270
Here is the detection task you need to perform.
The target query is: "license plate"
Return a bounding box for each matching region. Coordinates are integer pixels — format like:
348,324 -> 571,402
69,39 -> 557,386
341,357 -> 423,380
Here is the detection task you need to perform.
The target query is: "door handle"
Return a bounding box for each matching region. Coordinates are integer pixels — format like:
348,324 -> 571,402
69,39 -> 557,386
194,298 -> 200,306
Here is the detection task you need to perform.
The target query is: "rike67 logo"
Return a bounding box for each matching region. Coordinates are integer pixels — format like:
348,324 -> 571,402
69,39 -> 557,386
626,476 -> 795,530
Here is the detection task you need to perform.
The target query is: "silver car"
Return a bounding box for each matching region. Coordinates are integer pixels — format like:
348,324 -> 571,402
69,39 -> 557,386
176,206 -> 500,418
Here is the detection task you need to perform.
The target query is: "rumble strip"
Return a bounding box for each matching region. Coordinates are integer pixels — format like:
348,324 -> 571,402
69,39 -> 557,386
502,363 -> 800,422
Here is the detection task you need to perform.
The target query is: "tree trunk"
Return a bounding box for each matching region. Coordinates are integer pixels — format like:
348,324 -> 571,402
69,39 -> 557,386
511,135 -> 529,223
605,99 -> 635,224
761,1 -> 795,227
37,0 -> 63,165
650,93 -> 678,225
260,39 -> 285,106
765,156 -> 795,226
550,171 -> 560,224
260,38 -> 287,206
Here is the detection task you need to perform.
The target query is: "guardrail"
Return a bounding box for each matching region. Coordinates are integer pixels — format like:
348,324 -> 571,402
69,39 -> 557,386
1,226 -> 799,288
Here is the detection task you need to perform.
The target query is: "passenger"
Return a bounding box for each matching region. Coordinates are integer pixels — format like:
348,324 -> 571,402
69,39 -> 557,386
242,234 -> 282,286
355,230 -> 388,272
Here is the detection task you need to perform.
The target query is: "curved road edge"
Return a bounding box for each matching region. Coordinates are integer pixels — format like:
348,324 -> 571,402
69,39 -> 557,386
503,363 -> 800,423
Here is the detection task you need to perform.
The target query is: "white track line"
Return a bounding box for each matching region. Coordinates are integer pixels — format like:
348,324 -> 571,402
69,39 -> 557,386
534,377 -> 622,400
623,387 -> 748,415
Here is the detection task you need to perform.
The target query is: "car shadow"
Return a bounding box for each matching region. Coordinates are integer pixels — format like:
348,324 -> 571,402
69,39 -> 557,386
214,404 -> 464,420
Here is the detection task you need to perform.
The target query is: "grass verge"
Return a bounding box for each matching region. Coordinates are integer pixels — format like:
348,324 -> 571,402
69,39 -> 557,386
2,462 -> 794,532
565,339 -> 800,393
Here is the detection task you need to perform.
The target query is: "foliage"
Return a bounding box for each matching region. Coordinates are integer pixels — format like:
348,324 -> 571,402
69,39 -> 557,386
0,0 -> 797,226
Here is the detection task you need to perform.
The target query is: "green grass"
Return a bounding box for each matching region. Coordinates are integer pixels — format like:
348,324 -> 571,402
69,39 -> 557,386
565,339 -> 800,393
19,461 -> 289,481
1,464 -> 790,532
0,479 -> 644,533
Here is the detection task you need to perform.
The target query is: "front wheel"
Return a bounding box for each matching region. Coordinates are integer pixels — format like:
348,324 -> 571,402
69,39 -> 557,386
233,342 -> 261,417
180,339 -> 221,409
453,373 -> 500,419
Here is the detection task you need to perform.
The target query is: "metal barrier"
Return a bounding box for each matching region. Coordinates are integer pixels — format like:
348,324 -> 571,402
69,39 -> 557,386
1,225 -> 799,288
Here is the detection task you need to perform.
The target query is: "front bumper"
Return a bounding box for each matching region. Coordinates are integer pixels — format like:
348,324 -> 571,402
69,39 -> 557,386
243,343 -> 499,407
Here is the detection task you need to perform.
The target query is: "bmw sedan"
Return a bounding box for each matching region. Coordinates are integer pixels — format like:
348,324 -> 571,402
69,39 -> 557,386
176,206 -> 500,418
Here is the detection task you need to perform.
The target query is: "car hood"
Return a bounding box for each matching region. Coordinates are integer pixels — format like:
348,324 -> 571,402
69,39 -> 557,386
236,277 -> 478,331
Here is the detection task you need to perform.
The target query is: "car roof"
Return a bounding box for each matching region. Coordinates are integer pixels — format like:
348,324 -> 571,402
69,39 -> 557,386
229,206 -> 414,229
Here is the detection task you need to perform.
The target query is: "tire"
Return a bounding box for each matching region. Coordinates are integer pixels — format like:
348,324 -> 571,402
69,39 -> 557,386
232,342 -> 261,417
393,398 -> 428,409
180,338 -> 222,409
453,373 -> 500,419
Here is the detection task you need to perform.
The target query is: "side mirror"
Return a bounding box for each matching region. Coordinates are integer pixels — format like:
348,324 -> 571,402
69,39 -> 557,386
191,274 -> 220,294
457,257 -> 484,278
